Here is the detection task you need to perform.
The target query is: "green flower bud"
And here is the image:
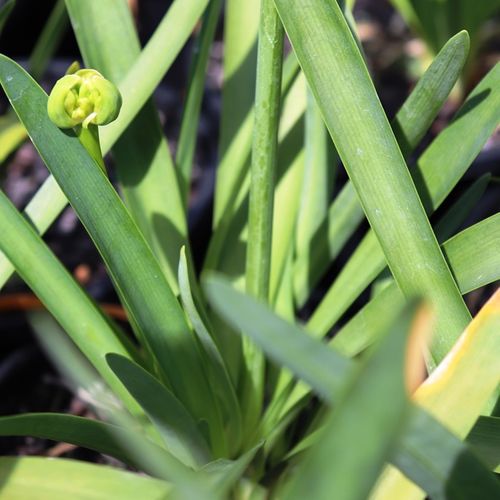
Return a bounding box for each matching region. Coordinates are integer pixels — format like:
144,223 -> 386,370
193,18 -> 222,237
47,69 -> 122,129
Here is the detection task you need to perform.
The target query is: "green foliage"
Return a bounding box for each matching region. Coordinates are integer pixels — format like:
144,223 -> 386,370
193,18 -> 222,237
0,0 -> 498,498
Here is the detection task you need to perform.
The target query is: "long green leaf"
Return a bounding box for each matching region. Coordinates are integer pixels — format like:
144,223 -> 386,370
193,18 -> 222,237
285,305 -> 413,500
294,87 -> 335,282
466,416 -> 500,473
213,0 -> 261,227
66,0 -> 188,293
293,30 -> 470,306
0,55 -> 223,449
178,248 -> 242,454
0,414 -> 169,471
332,196 -> 499,358
25,312 -> 216,492
204,276 -> 352,403
204,276 -> 500,498
307,62 -> 500,346
107,353 -> 211,468
0,189 -> 140,416
373,290 -> 500,498
0,457 -> 172,500
203,51 -> 300,274
276,0 -> 471,363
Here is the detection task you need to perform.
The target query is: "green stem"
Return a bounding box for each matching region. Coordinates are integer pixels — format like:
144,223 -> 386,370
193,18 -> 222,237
76,125 -> 106,173
242,0 -> 284,440
246,1 -> 284,300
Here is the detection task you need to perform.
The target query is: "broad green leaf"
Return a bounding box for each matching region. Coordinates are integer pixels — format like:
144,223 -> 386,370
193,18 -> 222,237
292,29 -> 471,308
285,305 -> 414,500
204,275 -> 499,498
373,291 -> 500,499
178,247 -> 242,454
0,189 -> 141,416
277,0 -> 471,363
0,457 -> 172,500
292,30 -> 470,306
332,192 -> 499,358
25,312 -> 217,492
306,61 -> 500,347
385,407 -> 500,500
204,276 -> 352,403
417,290 -> 500,434
466,416 -> 500,473
107,353 -> 212,468
177,0 -> 223,202
66,0 -> 188,293
0,55 -> 223,449
0,414 -> 169,471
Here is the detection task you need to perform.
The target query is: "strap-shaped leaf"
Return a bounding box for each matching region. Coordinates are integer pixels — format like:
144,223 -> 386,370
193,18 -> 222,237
178,248 -> 242,454
204,276 -> 500,498
285,305 -> 414,500
373,290 -> 500,498
466,416 -> 500,473
275,0 -> 471,362
307,62 -> 500,346
66,0 -> 188,294
293,30 -> 471,307
0,189 -> 140,415
107,354 -> 212,468
0,457 -> 173,500
332,197 -> 500,358
0,55 -> 222,444
0,414 -> 169,471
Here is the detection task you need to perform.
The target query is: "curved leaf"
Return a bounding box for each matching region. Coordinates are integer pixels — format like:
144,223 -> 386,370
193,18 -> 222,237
107,353 -> 212,468
0,413 -> 165,470
0,55 -> 222,446
0,457 -> 172,500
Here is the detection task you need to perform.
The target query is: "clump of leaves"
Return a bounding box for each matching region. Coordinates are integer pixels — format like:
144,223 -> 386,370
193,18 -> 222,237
0,0 -> 498,498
